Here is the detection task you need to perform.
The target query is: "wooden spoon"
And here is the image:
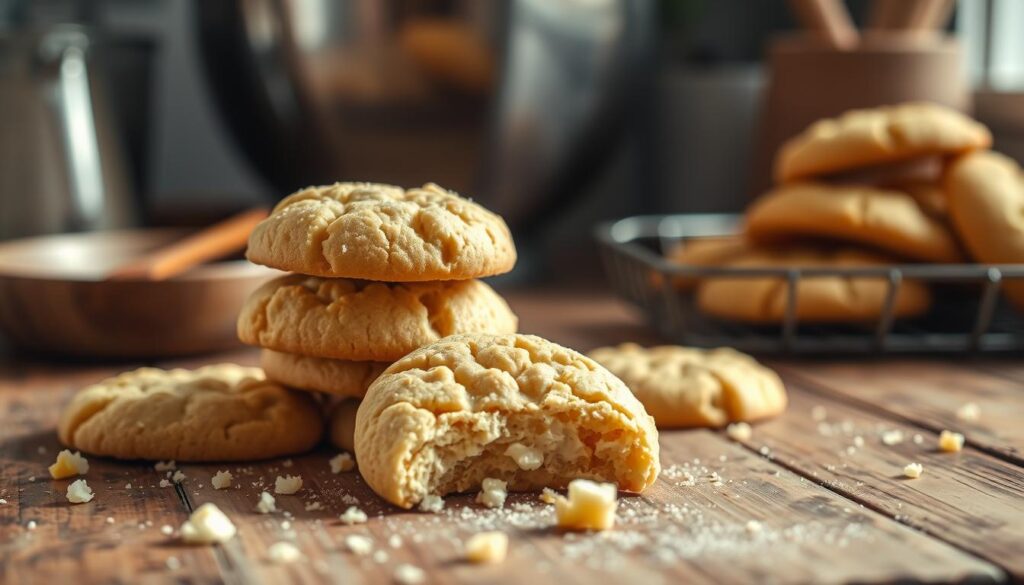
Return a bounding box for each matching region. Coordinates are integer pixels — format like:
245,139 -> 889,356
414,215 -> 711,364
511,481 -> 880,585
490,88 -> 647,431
106,208 -> 268,281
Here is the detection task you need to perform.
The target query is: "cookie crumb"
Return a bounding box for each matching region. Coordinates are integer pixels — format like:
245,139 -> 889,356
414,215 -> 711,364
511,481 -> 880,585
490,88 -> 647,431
159,479 -> 172,488
476,478 -> 507,509
745,520 -> 763,534
27,520 -> 37,530
329,453 -> 355,474
180,503 -> 236,544
339,506 -> 368,525
881,430 -> 904,445
418,494 -> 445,513
124,483 -> 132,489
171,470 -> 186,483
155,461 -> 176,472
373,549 -> 389,563
504,443 -> 543,471
255,491 -> 277,514
388,534 -> 403,548
903,462 -> 924,479
211,470 -> 233,490
553,479 -> 617,531
305,501 -> 323,512
274,475 -> 303,495
48,449 -> 89,479
344,534 -> 374,556
105,516 -> 114,524
938,430 -> 965,452
465,531 -> 508,564
956,403 -> 980,422
539,487 -> 558,504
268,541 -> 303,564
282,459 -> 293,468
66,479 -> 94,504
726,422 -> 752,442
160,524 -> 174,536
394,563 -> 426,584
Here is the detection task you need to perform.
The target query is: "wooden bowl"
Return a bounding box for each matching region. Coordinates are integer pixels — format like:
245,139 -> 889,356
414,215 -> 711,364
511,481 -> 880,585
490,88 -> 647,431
0,229 -> 280,357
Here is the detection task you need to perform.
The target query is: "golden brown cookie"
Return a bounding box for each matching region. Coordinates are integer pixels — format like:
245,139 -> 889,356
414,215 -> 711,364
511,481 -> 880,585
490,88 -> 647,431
328,398 -> 360,453
246,182 -> 516,281
775,102 -> 991,183
588,343 -> 786,428
238,274 -> 518,362
745,183 -> 963,263
261,350 -> 388,397
57,365 -> 323,461
354,334 -> 660,508
657,236 -> 750,290
696,246 -> 932,323
946,151 -> 1024,309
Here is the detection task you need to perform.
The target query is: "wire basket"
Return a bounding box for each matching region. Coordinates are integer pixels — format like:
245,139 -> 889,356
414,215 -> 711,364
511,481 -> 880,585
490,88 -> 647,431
596,214 -> 1024,354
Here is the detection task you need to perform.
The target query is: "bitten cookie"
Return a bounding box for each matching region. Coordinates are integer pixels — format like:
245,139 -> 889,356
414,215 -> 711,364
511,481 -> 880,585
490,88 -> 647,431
329,398 -> 360,453
57,365 -> 323,461
696,246 -> 932,323
238,274 -> 518,362
775,102 -> 991,182
588,344 -> 787,428
261,350 -> 388,397
354,334 -> 660,508
745,183 -> 963,263
247,182 -> 516,281
946,151 -> 1024,309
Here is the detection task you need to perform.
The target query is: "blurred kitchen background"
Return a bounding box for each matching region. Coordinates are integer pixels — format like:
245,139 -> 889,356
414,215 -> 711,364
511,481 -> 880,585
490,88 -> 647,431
2,0 -> 1023,284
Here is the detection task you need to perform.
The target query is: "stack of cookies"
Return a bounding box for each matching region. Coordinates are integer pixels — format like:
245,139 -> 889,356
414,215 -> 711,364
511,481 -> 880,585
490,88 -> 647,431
237,182 -> 520,449
666,101 -> 1015,323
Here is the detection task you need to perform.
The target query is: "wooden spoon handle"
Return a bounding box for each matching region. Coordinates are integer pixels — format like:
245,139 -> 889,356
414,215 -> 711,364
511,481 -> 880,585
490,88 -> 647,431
788,0 -> 859,49
107,208 -> 269,281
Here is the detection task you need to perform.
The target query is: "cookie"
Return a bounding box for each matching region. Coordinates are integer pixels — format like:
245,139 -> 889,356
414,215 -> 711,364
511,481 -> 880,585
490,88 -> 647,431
588,343 -> 787,428
775,102 -> 991,182
354,334 -> 660,508
238,274 -> 518,362
745,183 -> 963,263
246,182 -> 516,281
658,236 -> 749,290
57,365 -> 323,461
328,398 -> 360,453
945,151 -> 1024,309
696,246 -> 932,323
261,350 -> 388,397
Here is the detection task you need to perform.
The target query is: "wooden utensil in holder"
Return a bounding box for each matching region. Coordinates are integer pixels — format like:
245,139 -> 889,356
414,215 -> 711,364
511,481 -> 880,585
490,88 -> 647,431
752,1 -> 968,192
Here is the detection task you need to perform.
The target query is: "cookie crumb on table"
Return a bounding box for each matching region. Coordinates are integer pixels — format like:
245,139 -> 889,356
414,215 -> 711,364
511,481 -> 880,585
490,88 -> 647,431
553,479 -> 617,531
903,463 -> 924,479
329,453 -> 355,474
419,494 -> 445,513
339,506 -> 368,525
881,430 -> 904,446
393,563 -> 426,585
344,534 -> 374,556
267,541 -> 303,564
155,460 -> 176,472
255,491 -> 277,514
66,479 -> 94,504
938,430 -> 965,452
465,531 -> 509,564
172,470 -> 186,483
476,478 -> 508,509
48,449 -> 89,479
211,470 -> 233,490
274,475 -> 303,495
180,503 -> 236,544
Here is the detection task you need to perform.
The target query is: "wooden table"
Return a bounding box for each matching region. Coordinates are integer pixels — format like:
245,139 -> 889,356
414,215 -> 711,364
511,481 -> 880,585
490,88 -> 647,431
2,290 -> 1022,584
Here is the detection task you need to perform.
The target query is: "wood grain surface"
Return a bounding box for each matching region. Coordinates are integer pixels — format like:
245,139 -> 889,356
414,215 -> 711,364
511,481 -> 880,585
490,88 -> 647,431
1,289 -> 1021,584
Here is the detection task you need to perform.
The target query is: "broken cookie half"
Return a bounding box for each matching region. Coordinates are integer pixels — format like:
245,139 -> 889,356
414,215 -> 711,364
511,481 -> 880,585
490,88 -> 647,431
354,333 -> 661,509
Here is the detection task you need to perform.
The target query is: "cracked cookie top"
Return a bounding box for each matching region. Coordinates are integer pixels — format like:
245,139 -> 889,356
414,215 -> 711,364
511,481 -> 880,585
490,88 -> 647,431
57,365 -> 323,461
237,274 -> 518,361
246,182 -> 517,281
775,102 -> 991,182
